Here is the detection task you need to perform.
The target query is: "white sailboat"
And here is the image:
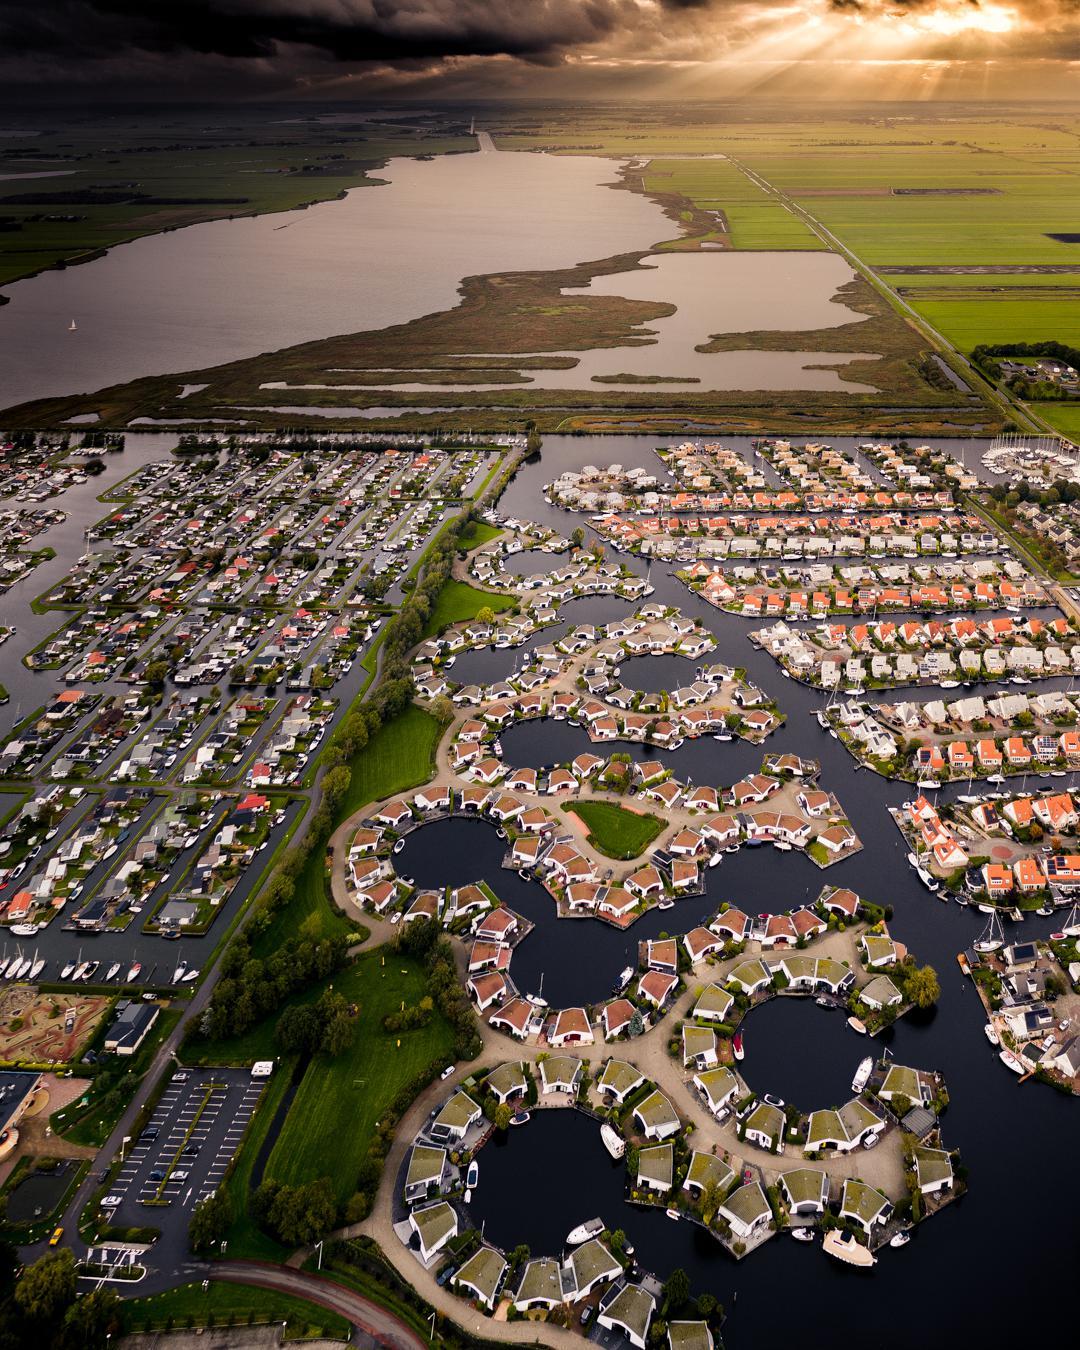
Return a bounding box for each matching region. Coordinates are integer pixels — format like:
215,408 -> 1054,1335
4,947 -> 22,981
974,909 -> 1004,953
68,319 -> 77,332
29,949 -> 45,981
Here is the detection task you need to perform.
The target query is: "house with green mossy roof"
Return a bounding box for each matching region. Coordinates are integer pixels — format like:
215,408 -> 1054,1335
539,1054 -> 583,1095
567,1238 -> 622,1300
485,1061 -> 528,1103
913,1146 -> 954,1195
840,1179 -> 892,1232
598,1057 -> 646,1103
598,1281 -> 656,1350
692,1066 -> 738,1117
409,1200 -> 458,1262
775,954 -> 855,995
805,1097 -> 884,1153
718,1180 -> 771,1239
779,1167 -> 828,1214
431,1091 -> 482,1141
859,973 -> 903,1009
513,1256 -> 564,1310
404,1144 -> 447,1203
683,1149 -> 734,1198
633,1088 -> 681,1140
453,1246 -> 507,1309
682,1023 -> 718,1067
860,932 -> 900,968
637,1142 -> 674,1193
744,1101 -> 785,1153
692,984 -> 734,1023
727,957 -> 772,995
879,1063 -> 923,1105
669,1322 -> 715,1350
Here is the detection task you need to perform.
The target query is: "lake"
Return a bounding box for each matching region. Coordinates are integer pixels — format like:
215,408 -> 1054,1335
0,149 -> 668,410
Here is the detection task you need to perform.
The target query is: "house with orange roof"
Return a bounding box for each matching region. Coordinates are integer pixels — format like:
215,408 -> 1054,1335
637,970 -> 678,1010
976,739 -> 1003,768
980,864 -> 1014,898
468,972 -> 507,1011
711,907 -> 751,941
598,887 -> 637,920
602,1000 -> 636,1040
1004,737 -> 1032,765
549,1007 -> 594,1048
490,998 -> 532,1039
1013,857 -> 1046,893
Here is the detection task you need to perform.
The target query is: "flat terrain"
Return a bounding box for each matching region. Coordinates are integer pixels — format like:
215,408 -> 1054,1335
566,799 -> 664,859
264,949 -> 455,1205
125,1279 -> 351,1340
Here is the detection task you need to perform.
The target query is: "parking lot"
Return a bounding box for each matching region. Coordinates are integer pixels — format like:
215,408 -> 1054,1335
104,1067 -> 266,1224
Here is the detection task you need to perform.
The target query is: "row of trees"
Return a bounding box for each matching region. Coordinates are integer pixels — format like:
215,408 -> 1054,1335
0,1248 -> 118,1350
276,988 -> 357,1057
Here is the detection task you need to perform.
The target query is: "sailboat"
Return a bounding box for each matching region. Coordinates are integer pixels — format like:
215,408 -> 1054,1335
974,910 -> 1005,953
4,947 -> 22,981
29,949 -> 45,981
106,962 -> 121,981
61,952 -> 78,980
0,948 -> 8,980
68,319 -> 77,332
527,973 -> 547,1007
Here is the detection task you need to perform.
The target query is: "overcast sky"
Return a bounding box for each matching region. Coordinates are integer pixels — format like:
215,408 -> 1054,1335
2,0 -> 1079,101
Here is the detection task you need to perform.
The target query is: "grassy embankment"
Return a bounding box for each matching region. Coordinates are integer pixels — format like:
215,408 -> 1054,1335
123,1281 -> 350,1341
968,495 -> 1080,585
420,579 -> 514,639
566,799 -> 664,860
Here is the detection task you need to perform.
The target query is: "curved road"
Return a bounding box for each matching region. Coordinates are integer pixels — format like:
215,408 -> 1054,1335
210,1260 -> 426,1349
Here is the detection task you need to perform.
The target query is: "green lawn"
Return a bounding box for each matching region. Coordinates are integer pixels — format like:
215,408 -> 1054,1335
264,950 -> 455,1205
420,579 -> 514,639
566,799 -> 664,860
124,1280 -> 350,1341
457,520 -> 503,549
1033,402 -> 1080,440
338,703 -> 444,820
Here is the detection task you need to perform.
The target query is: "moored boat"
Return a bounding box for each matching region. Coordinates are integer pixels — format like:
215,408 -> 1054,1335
126,961 -> 142,982
566,1217 -> 604,1246
983,1022 -> 1000,1046
823,1229 -> 876,1267
792,1226 -> 815,1242
106,962 -> 121,981
601,1122 -> 626,1159
466,1160 -> 478,1191
732,1030 -> 744,1061
889,1231 -> 911,1248
510,1111 -> 530,1126
851,1056 -> 873,1093
999,1048 -> 1026,1075
847,1016 -> 867,1036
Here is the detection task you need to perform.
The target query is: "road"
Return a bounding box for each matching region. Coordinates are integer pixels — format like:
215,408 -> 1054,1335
209,1260 -> 427,1349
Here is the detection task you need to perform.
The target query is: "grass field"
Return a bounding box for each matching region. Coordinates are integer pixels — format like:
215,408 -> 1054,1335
339,703 -> 443,819
457,520 -> 503,550
566,799 -> 663,860
124,1280 -> 350,1341
264,950 -> 455,1205
1032,403 -> 1080,439
421,578 -> 515,639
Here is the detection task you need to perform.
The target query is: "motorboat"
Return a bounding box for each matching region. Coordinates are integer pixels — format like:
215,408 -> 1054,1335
393,839 -> 405,854
999,1048 -> 1026,1075
466,1161 -> 479,1192
851,1056 -> 874,1093
10,924 -> 38,938
566,1217 -> 604,1246
665,1207 -> 681,1221
815,711 -> 829,730
889,1231 -> 911,1248
82,961 -> 99,981
847,1016 -> 868,1036
732,1030 -> 745,1061
616,967 -> 634,992
792,1227 -> 816,1242
985,774 -> 1006,785
708,851 -> 723,868
658,899 -> 675,911
823,1230 -> 876,1267
815,996 -> 832,1009
983,1023 -> 1000,1047
182,968 -> 199,982
510,1111 -> 530,1126
601,1123 -> 626,1159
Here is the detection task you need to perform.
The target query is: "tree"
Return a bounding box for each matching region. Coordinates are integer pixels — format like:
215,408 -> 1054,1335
276,1003 -> 322,1054
699,1178 -> 724,1225
628,1009 -> 645,1038
430,695 -> 455,726
188,1189 -> 233,1253
570,527 -> 585,548
493,1102 -> 512,1132
321,1008 -> 356,1057
904,963 -> 941,1009
57,1287 -> 119,1350
15,1249 -> 76,1324
475,606 -> 496,625
662,1268 -> 690,1315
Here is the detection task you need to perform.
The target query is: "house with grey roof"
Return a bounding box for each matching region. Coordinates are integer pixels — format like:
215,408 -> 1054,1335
430,1091 -> 482,1142
485,1061 -> 528,1103
668,1323 -> 714,1350
539,1054 -> 583,1096
692,984 -> 734,1023
859,974 -> 903,1009
565,1238 -> 622,1301
913,1146 -> 954,1195
598,1058 -> 645,1104
692,1066 -> 738,1118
